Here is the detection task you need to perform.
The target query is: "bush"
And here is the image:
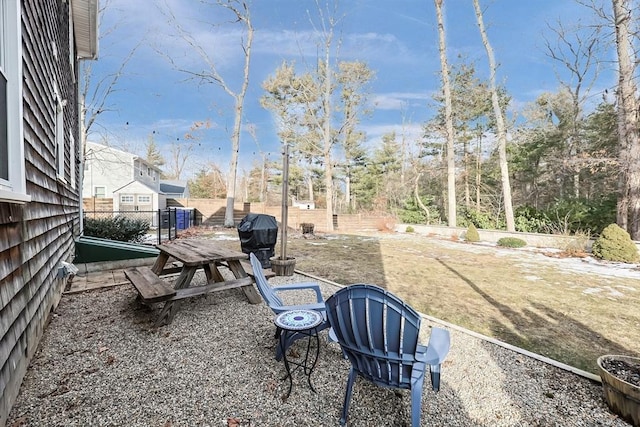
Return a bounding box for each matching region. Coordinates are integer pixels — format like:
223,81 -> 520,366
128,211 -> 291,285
465,224 -> 480,242
405,225 -> 415,233
514,206 -> 552,233
497,237 -> 527,248
458,206 -> 495,230
398,196 -> 442,224
563,230 -> 591,256
398,209 -> 426,224
376,216 -> 396,232
84,215 -> 150,243
592,224 -> 639,263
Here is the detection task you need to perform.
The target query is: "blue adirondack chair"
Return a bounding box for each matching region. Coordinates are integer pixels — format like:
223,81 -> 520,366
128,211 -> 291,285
325,284 -> 451,427
249,253 -> 332,360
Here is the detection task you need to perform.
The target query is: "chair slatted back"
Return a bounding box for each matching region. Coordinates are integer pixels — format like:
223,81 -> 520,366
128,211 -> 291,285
249,253 -> 284,308
326,284 -> 421,389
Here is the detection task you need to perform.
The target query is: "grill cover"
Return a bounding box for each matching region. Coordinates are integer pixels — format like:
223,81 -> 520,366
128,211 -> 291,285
237,213 -> 278,268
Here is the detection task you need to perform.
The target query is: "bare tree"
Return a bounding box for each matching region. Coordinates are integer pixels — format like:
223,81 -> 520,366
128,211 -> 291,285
165,121 -> 209,180
434,0 -> 457,227
472,0 -> 515,231
161,0 -> 254,227
314,0 -> 339,231
544,19 -> 602,197
612,0 -> 640,238
80,3 -> 141,140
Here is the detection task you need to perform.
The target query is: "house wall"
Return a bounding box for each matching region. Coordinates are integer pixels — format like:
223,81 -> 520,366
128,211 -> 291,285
133,159 -> 160,192
83,142 -> 134,198
0,1 -> 82,423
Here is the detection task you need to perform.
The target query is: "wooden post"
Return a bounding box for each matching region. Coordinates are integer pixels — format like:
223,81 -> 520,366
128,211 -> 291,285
280,143 -> 290,260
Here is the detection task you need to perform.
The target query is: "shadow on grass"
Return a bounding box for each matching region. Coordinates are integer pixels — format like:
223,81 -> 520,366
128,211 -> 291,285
435,258 -> 634,373
285,234 -> 388,287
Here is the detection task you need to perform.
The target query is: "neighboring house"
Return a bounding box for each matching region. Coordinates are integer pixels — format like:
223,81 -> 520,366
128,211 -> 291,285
292,196 -> 315,210
0,0 -> 97,424
83,141 -> 166,217
160,179 -> 190,199
83,141 -> 162,200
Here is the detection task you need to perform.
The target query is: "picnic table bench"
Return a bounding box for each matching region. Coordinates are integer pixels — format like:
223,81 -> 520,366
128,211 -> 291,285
124,240 -> 268,326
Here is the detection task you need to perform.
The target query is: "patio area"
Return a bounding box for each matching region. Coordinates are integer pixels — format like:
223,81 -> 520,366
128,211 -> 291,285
7,270 -> 630,426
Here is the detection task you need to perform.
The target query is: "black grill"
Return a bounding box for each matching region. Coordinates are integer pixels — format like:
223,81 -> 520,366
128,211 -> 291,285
237,213 -> 278,268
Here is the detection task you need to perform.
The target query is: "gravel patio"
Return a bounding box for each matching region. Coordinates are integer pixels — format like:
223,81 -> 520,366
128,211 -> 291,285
7,270 -> 631,426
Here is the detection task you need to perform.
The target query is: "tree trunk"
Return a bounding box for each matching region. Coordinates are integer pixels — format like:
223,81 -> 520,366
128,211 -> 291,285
476,130 -> 482,210
612,0 -> 640,239
464,138 -> 470,208
224,3 -> 253,227
224,94 -> 243,227
307,175 -> 314,204
323,30 -> 335,232
414,172 -> 431,223
345,172 -> 351,210
434,0 -> 457,227
473,0 -> 515,231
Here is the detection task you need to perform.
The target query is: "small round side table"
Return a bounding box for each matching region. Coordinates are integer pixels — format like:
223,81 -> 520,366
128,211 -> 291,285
274,309 -> 323,399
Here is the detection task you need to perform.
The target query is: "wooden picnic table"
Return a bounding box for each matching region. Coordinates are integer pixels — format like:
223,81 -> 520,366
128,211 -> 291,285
124,239 -> 266,326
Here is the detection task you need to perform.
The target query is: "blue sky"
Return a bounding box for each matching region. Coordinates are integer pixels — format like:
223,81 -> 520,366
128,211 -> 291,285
89,0 -> 614,179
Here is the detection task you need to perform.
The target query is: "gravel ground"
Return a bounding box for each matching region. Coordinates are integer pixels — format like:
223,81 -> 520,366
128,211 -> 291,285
7,271 -> 631,427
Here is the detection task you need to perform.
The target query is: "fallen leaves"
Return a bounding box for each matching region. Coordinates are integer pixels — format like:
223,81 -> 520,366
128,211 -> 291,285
226,417 -> 251,427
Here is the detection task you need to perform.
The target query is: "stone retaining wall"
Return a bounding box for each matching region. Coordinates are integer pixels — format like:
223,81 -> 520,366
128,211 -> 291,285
397,224 -> 594,250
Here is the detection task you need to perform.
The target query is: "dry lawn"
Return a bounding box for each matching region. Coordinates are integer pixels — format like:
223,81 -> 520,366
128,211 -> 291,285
195,227 -> 640,374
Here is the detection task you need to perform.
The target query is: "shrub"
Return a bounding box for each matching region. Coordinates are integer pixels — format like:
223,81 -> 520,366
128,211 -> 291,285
563,230 -> 591,256
592,224 -> 639,263
398,196 -> 441,224
398,209 -> 426,224
497,237 -> 526,248
376,216 -> 396,232
514,206 -> 552,233
405,225 -> 415,233
84,215 -> 150,243
458,206 -> 494,230
465,224 -> 480,242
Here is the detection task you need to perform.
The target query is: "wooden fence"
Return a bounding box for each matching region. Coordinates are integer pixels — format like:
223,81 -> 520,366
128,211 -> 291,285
169,199 -> 391,233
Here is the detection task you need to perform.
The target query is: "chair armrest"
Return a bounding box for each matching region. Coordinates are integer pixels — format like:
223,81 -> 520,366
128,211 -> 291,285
272,282 -> 324,303
423,327 -> 451,365
273,302 -> 326,312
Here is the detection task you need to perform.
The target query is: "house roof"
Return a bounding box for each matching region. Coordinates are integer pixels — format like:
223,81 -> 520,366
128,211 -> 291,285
71,0 -> 98,59
113,180 -> 158,194
86,141 -> 164,173
160,180 -> 187,195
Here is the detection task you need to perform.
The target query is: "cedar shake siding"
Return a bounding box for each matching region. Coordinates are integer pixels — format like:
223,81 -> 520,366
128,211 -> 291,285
0,1 -> 97,424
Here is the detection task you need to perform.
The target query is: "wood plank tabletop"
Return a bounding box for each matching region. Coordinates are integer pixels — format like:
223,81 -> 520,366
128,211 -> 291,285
156,239 -> 247,266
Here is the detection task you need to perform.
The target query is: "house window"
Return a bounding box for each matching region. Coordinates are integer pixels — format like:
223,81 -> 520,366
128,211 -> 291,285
0,0 -> 29,203
120,194 -> 134,203
137,195 -> 151,204
94,186 -> 105,198
147,167 -> 151,175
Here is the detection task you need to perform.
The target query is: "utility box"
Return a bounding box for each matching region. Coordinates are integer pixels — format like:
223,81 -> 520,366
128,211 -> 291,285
237,213 -> 278,268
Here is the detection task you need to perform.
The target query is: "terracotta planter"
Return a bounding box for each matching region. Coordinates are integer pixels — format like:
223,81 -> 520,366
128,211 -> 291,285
270,257 -> 296,277
597,355 -> 640,426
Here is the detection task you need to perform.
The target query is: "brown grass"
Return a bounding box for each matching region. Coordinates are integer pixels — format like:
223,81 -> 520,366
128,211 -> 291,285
191,226 -> 640,374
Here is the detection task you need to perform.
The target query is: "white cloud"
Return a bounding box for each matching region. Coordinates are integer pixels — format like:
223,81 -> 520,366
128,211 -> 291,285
362,122 -> 425,148
371,92 -> 431,111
